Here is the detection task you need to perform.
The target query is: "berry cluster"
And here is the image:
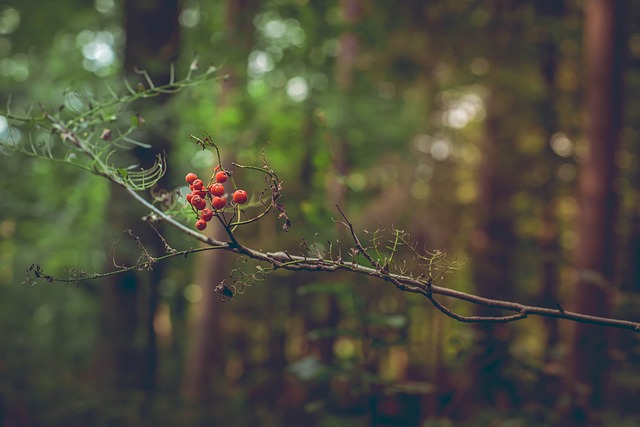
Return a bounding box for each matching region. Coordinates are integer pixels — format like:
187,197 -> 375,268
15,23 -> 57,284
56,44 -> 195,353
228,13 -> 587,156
185,168 -> 248,231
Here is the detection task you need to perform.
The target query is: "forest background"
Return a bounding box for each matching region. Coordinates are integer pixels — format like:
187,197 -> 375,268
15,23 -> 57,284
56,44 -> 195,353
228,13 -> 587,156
1,0 -> 639,426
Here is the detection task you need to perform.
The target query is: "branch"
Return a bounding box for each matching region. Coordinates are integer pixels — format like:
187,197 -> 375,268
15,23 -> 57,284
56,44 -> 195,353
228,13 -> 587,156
71,186 -> 640,333
17,100 -> 639,333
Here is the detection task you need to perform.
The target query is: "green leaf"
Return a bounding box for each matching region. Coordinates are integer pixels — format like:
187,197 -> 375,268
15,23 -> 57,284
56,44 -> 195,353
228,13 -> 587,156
117,168 -> 128,180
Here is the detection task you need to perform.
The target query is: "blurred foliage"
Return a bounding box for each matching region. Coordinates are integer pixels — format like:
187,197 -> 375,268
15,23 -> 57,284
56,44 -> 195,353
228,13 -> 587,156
1,1 -> 640,426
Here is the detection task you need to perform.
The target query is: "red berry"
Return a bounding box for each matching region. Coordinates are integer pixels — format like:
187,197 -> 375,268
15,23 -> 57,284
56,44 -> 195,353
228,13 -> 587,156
192,179 -> 204,190
209,183 -> 225,197
195,219 -> 207,230
215,171 -> 228,183
191,195 -> 206,210
233,190 -> 248,205
186,193 -> 193,204
185,172 -> 198,185
212,196 -> 226,210
200,208 -> 214,222
193,189 -> 207,198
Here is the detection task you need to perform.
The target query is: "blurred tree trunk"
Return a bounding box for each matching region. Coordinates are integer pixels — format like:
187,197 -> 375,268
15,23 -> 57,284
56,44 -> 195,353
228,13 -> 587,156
302,0 -> 363,369
466,88 -> 519,410
331,0 -> 363,207
181,0 -> 258,402
405,2 -> 452,420
96,0 -> 179,391
564,0 -> 623,424
181,222 -> 230,402
533,0 -> 565,403
460,2 -> 523,413
310,0 -> 364,367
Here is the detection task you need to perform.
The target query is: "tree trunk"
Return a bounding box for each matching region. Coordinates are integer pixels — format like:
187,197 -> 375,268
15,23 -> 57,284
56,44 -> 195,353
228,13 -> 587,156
96,0 -> 179,392
312,0 -> 364,364
533,0 -> 566,405
458,2 -> 528,414
181,223 -> 231,402
564,0 -> 623,424
181,0 -> 258,403
467,88 -> 519,407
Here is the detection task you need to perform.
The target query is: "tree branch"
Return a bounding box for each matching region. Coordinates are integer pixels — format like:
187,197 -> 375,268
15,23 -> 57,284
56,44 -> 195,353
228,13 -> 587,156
123,187 -> 640,333
31,111 -> 640,333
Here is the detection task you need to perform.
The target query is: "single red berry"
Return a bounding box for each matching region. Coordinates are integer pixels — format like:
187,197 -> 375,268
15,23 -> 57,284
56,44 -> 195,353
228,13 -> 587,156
191,195 -> 206,210
214,164 -> 221,172
186,193 -> 193,204
195,219 -> 207,230
189,184 -> 194,191
212,196 -> 226,210
185,172 -> 198,185
215,171 -> 228,183
192,179 -> 204,190
193,189 -> 207,198
233,189 -> 248,205
209,183 -> 225,197
200,208 -> 214,222
194,199 -> 207,210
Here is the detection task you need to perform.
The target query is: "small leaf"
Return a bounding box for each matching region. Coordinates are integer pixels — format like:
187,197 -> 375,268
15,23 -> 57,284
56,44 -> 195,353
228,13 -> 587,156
117,168 -> 129,180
